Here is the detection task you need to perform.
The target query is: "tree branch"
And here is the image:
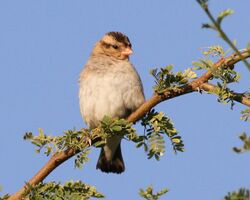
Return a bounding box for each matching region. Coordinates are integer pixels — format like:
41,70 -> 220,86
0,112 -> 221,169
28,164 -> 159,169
200,83 -> 250,107
128,50 -> 250,123
8,50 -> 250,200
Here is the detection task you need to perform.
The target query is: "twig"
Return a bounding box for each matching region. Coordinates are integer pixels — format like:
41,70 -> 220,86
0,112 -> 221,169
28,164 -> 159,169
197,0 -> 250,70
200,83 -> 250,107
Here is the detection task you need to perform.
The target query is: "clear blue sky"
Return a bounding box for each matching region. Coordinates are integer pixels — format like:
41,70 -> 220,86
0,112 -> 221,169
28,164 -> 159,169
0,1 -> 249,199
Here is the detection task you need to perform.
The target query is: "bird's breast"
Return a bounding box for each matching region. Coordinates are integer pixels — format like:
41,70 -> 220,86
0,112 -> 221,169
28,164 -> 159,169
79,60 -> 144,128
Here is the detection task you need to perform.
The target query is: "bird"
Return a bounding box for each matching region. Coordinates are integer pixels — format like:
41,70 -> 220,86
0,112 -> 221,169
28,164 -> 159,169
79,32 -> 145,174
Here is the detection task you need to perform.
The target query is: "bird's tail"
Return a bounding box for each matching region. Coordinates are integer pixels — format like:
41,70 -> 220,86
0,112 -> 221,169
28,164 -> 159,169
96,143 -> 125,174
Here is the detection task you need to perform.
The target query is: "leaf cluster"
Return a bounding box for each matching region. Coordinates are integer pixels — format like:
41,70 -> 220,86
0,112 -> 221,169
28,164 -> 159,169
100,116 -> 137,141
193,45 -> 240,84
137,109 -> 184,160
24,129 -> 92,168
193,45 -> 242,109
139,186 -> 168,200
23,128 -> 91,155
22,181 -> 104,200
151,65 -> 197,94
210,83 -> 237,109
202,45 -> 226,57
211,66 -> 240,85
224,188 -> 250,200
24,111 -> 185,166
233,133 -> 250,153
241,108 -> 250,122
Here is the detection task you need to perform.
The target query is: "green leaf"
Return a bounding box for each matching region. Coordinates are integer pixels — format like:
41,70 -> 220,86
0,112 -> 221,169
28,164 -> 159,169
172,138 -> 181,144
217,9 -> 234,25
111,125 -> 122,132
75,149 -> 91,169
93,140 -> 106,148
183,68 -> 197,79
165,65 -> 173,71
139,185 -> 169,200
202,23 -> 216,30
192,61 -> 205,69
101,115 -> 112,125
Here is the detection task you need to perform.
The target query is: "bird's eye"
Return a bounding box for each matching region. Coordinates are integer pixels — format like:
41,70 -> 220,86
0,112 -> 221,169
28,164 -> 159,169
112,45 -> 119,49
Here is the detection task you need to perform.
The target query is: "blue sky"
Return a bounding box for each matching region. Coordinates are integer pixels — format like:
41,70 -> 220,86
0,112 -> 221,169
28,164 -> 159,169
0,1 -> 249,199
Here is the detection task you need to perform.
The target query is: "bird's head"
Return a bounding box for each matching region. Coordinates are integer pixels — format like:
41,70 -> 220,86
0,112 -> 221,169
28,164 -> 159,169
92,32 -> 133,60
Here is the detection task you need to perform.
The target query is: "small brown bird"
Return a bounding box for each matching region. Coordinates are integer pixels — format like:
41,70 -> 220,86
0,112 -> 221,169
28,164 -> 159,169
79,32 -> 145,173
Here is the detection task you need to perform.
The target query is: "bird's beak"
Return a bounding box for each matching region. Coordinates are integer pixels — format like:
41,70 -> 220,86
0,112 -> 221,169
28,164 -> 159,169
121,48 -> 133,56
